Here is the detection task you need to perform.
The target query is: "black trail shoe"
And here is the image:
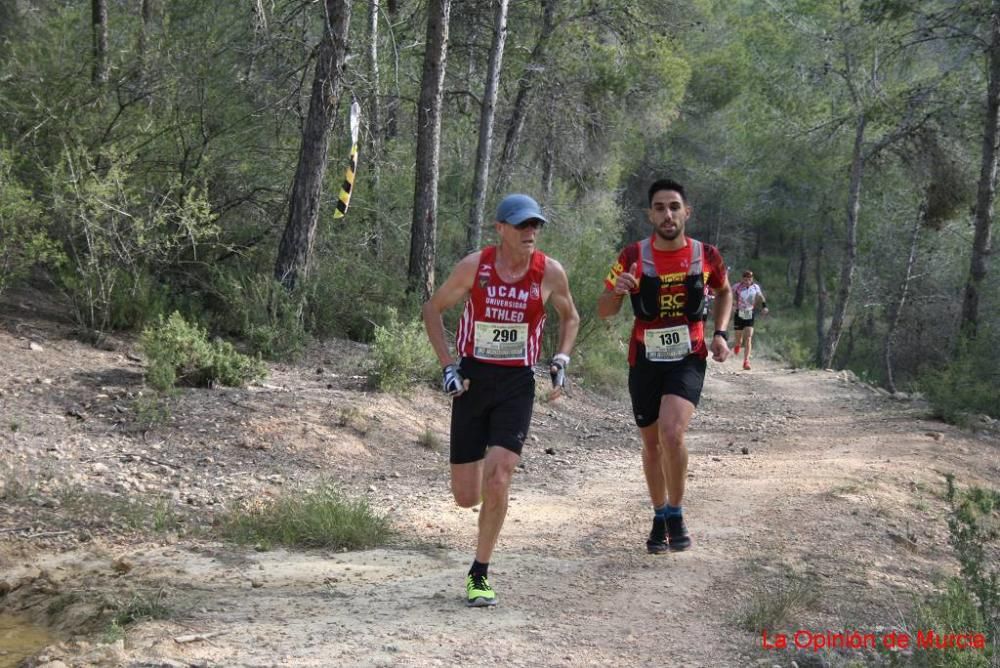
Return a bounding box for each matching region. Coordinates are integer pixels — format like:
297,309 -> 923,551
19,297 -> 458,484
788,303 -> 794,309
646,516 -> 668,554
666,515 -> 691,551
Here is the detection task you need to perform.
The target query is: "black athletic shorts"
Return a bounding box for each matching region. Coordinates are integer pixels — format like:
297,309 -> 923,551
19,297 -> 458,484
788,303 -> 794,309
733,314 -> 755,330
628,351 -> 707,427
450,357 -> 535,464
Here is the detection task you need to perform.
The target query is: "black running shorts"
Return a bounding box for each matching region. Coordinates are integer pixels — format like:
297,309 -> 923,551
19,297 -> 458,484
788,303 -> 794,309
733,314 -> 755,330
628,352 -> 707,427
450,357 -> 535,464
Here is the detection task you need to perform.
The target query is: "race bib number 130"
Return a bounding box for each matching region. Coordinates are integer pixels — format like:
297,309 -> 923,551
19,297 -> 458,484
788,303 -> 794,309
474,322 -> 528,360
643,325 -> 692,362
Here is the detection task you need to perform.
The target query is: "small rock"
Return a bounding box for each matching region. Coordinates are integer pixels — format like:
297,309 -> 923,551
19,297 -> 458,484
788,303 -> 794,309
741,446 -> 750,455
251,579 -> 264,588
112,558 -> 133,574
544,448 -> 555,455
28,341 -> 44,352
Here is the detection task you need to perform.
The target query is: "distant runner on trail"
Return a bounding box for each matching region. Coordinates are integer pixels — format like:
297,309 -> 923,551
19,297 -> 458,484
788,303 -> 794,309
731,270 -> 769,371
598,178 -> 732,554
422,193 -> 580,608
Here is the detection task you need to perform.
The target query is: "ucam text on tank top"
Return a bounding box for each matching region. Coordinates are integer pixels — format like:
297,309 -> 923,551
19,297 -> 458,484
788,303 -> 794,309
456,247 -> 547,367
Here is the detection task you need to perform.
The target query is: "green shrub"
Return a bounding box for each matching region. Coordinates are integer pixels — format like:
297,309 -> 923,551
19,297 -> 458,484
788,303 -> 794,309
0,148 -> 63,297
214,272 -> 308,360
140,311 -> 267,390
50,147 -> 220,333
572,320 -> 629,394
304,220 -> 416,342
368,307 -> 439,393
754,310 -> 817,369
218,482 -> 391,550
909,580 -> 992,668
736,575 -> 819,633
110,589 -> 172,627
920,334 -> 999,423
902,481 -> 999,667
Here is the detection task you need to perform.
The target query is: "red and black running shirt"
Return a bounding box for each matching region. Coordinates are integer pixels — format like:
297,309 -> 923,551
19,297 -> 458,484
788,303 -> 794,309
604,236 -> 726,366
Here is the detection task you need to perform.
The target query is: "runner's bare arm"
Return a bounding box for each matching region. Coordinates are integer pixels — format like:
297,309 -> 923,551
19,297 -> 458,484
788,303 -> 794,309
710,277 -> 733,362
422,253 -> 480,367
543,258 -> 580,358
756,288 -> 769,314
713,277 -> 733,332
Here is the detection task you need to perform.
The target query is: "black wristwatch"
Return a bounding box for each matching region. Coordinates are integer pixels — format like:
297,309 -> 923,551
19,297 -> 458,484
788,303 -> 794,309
713,330 -> 728,341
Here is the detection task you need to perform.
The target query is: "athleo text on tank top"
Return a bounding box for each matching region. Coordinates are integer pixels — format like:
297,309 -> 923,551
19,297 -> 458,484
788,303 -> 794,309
456,246 -> 548,367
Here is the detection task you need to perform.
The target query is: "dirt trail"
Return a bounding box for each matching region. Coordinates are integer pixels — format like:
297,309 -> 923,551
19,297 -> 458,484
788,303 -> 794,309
1,305 -> 999,667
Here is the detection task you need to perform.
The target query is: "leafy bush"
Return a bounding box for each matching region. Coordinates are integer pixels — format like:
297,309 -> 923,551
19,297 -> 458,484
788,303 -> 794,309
572,320 -> 629,394
215,272 -> 308,360
901,480 -> 999,667
50,147 -> 220,333
0,149 -> 63,297
758,311 -> 817,369
920,333 -> 999,423
303,237 -> 416,342
368,307 -> 439,393
218,482 -> 391,550
140,311 -> 266,391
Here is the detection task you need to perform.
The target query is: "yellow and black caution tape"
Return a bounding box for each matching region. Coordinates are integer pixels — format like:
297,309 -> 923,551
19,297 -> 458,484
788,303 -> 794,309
333,97 -> 361,220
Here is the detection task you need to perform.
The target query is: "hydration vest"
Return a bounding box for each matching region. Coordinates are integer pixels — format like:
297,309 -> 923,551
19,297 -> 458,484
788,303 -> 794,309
629,238 -> 707,322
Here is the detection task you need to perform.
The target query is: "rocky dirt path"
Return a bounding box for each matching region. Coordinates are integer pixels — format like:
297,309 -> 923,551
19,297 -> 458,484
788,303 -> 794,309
1,313 -> 999,667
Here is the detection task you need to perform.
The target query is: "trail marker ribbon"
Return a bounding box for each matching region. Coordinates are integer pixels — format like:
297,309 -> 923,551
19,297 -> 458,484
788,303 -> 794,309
334,97 -> 361,219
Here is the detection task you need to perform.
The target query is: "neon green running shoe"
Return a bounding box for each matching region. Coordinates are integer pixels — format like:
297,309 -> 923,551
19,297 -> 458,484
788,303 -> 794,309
465,573 -> 497,607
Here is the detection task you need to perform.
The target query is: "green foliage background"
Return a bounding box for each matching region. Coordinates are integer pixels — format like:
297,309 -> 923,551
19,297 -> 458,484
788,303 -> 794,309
0,0 -> 996,421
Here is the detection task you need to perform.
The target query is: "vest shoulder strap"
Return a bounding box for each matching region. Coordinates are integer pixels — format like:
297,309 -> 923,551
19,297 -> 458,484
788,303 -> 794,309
688,239 -> 703,276
638,238 -> 656,276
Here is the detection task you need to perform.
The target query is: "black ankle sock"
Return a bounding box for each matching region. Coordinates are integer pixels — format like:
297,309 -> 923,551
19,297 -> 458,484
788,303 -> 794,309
469,560 -> 489,577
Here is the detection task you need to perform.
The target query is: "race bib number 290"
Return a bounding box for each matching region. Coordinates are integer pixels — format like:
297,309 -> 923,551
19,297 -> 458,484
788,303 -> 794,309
474,322 -> 528,360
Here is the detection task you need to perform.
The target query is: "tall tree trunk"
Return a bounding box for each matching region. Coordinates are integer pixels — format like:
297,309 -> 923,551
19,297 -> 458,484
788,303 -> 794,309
821,113 -> 866,369
493,0 -> 557,194
366,0 -> 383,256
92,0 -> 109,85
540,119 -> 555,202
274,0 -> 353,290
794,219 -> 807,308
246,0 -> 268,81
960,0 -> 1000,338
384,0 -> 401,140
466,0 -> 509,253
815,223 -> 827,367
407,0 -> 451,300
137,0 -> 153,73
884,202 -> 923,393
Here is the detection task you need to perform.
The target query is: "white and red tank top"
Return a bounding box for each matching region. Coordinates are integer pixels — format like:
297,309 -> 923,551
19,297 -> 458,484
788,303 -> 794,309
456,246 -> 548,367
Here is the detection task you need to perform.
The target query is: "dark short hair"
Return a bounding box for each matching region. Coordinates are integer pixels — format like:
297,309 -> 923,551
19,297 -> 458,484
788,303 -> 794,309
648,179 -> 687,206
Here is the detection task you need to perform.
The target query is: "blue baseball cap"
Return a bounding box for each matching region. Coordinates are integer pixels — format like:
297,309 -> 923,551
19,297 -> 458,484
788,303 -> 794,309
495,194 -> 547,227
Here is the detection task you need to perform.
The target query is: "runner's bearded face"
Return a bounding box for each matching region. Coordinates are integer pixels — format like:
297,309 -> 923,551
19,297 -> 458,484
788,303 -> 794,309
648,190 -> 689,243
